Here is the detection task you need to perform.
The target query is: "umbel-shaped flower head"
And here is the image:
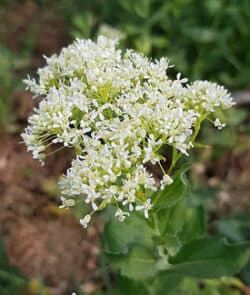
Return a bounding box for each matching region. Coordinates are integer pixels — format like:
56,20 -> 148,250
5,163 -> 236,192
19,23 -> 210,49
22,36 -> 234,227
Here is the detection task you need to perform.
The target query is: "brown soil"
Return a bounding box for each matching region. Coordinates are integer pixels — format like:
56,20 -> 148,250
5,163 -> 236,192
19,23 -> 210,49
214,149 -> 250,214
0,132 -> 102,294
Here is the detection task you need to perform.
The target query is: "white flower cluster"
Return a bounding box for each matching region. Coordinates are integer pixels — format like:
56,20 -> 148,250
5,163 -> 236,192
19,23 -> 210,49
22,36 -> 234,226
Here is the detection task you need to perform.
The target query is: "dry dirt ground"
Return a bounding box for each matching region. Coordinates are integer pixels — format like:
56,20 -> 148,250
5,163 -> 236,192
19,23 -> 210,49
0,132 -> 102,294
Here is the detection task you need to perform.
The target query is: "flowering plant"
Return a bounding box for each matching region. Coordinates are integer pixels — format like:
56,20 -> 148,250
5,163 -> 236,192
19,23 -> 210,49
23,36 -> 250,294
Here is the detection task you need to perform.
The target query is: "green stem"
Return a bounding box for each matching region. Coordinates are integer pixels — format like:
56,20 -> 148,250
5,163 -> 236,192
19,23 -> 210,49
151,212 -> 161,236
191,119 -> 202,143
167,116 -> 205,175
168,148 -> 181,175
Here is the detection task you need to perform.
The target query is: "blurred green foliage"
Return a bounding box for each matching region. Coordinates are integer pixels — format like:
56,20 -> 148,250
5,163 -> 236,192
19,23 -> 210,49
0,40 -> 33,129
70,0 -> 250,90
172,277 -> 243,295
94,270 -> 244,295
198,107 -> 250,159
0,235 -> 27,294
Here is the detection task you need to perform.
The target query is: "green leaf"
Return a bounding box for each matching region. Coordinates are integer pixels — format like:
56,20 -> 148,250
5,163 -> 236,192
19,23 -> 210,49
241,260 -> 250,285
183,27 -> 218,43
226,108 -> 248,126
152,272 -> 183,295
173,277 -> 200,295
179,206 -> 206,244
216,213 -> 250,243
164,234 -> 182,257
204,128 -> 237,148
114,276 -> 148,295
153,165 -> 190,211
71,12 -> 93,38
157,193 -> 187,237
156,196 -> 187,256
103,213 -> 154,255
153,238 -> 250,294
169,277 -> 243,295
134,0 -> 150,18
108,246 -> 157,280
152,165 -> 196,255
168,237 -> 250,279
95,276 -> 148,295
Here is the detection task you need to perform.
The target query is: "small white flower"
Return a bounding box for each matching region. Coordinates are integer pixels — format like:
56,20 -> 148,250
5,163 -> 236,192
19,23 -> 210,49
80,214 -> 91,228
214,118 -> 226,130
176,72 -> 188,83
135,199 -> 152,218
115,209 -> 130,222
59,197 -> 75,209
122,190 -> 135,211
160,174 -> 173,190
